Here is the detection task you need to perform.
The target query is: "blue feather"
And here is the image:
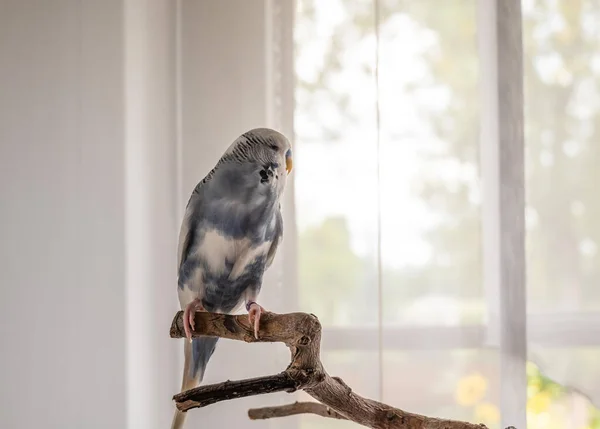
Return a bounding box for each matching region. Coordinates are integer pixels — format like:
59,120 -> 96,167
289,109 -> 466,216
201,163 -> 278,242
190,337 -> 218,379
201,256 -> 266,312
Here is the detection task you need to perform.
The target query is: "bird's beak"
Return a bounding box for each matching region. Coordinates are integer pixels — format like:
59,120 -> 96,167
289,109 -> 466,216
285,150 -> 293,174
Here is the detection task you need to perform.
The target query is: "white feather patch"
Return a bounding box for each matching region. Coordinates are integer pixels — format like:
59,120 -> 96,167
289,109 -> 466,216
200,229 -> 241,274
228,240 -> 272,280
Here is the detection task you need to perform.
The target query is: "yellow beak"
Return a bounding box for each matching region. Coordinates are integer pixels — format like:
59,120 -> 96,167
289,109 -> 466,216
286,156 -> 293,174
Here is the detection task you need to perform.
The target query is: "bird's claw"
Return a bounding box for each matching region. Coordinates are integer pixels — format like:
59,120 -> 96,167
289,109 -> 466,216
183,298 -> 205,343
247,302 -> 264,339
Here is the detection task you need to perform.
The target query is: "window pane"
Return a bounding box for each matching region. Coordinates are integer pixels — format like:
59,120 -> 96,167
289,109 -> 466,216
527,349 -> 600,428
377,1 -> 483,327
522,2 -> 600,428
523,0 -> 600,314
295,2 -> 483,328
383,350 -> 500,428
523,0 -> 600,422
296,349 -> 500,429
295,0 -> 378,328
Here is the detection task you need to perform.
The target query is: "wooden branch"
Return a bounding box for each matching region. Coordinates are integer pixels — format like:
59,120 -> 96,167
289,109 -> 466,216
248,401 -> 347,420
174,372 -> 298,412
170,311 -> 491,429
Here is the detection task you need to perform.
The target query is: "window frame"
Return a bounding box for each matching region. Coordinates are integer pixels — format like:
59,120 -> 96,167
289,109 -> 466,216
478,1 -> 527,427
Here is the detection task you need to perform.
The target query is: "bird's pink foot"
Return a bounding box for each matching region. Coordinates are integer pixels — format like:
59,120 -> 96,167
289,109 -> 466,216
246,301 -> 265,339
183,298 -> 205,342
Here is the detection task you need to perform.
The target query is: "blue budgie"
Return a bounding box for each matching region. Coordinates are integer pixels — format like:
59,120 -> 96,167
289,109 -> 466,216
171,128 -> 293,429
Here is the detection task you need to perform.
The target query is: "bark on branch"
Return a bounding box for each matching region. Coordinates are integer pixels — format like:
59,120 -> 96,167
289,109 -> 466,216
169,310 -> 492,429
248,401 -> 347,421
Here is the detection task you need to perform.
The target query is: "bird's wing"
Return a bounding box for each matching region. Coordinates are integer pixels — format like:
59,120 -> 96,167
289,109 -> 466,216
225,206 -> 283,282
265,207 -> 283,269
177,184 -> 204,271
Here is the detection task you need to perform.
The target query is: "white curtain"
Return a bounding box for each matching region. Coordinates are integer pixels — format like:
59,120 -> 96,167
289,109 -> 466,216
292,1 -> 600,429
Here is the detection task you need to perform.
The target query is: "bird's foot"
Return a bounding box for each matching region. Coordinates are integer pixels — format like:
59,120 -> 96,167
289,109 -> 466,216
246,301 -> 265,339
183,298 -> 205,343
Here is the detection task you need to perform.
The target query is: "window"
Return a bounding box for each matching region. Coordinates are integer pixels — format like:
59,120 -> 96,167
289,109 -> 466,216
292,1 -> 600,428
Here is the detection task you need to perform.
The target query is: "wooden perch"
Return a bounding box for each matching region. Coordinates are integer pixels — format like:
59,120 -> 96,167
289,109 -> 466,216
170,310 -> 492,429
248,401 -> 347,421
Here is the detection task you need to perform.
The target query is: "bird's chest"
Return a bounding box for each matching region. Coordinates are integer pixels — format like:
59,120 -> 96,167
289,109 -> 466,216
194,230 -> 272,312
200,230 -> 260,275
203,167 -> 279,242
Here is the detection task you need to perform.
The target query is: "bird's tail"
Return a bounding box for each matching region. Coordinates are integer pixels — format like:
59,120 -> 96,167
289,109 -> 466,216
171,337 -> 219,429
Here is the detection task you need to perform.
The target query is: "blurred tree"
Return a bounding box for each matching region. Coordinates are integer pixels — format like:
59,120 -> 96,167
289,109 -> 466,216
520,0 -> 600,310
298,216 -> 362,324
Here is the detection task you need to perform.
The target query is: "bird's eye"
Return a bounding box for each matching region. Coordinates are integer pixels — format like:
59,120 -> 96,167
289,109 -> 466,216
269,144 -> 278,151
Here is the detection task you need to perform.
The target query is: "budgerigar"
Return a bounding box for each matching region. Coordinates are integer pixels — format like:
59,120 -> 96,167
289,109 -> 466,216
171,128 -> 293,429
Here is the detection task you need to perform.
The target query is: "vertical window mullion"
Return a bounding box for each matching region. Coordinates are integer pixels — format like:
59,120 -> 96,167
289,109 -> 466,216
266,0 -> 299,316
478,1 -> 527,428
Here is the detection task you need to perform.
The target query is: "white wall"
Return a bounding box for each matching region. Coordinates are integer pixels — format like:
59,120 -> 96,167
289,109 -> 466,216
124,1 -> 179,428
0,1 -> 127,428
0,1 -> 178,428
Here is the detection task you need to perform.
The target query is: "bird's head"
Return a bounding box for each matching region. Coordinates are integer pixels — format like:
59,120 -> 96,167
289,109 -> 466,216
225,127 -> 293,178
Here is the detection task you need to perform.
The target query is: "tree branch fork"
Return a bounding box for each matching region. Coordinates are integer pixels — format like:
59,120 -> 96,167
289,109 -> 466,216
169,310 -> 500,429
